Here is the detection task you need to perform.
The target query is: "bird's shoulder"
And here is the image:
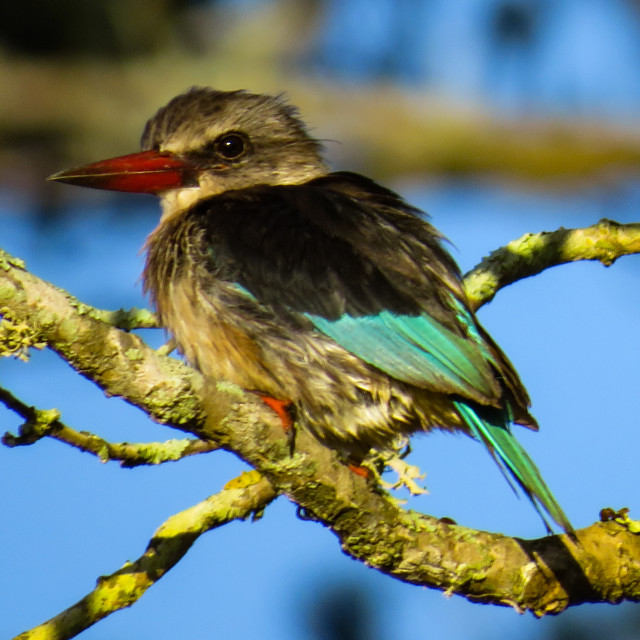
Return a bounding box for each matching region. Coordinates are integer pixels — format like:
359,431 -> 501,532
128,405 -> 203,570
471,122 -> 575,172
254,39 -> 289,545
183,171 -> 466,326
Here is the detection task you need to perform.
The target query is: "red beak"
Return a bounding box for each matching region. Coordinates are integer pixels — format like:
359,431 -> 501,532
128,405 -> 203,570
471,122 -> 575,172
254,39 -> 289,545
47,150 -> 199,194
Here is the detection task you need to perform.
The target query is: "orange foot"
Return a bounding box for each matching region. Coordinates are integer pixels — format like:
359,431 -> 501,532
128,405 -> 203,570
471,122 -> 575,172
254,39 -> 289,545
257,395 -> 295,430
348,463 -> 370,479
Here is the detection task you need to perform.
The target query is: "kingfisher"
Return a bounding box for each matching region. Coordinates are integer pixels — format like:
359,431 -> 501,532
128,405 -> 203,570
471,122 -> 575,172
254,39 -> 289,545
49,87 -> 571,533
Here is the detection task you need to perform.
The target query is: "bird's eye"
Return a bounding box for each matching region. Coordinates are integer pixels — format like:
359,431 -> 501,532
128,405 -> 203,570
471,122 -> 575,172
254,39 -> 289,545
215,133 -> 246,160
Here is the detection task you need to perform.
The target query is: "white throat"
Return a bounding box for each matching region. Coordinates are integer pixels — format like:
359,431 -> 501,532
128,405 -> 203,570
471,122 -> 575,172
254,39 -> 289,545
159,187 -> 204,222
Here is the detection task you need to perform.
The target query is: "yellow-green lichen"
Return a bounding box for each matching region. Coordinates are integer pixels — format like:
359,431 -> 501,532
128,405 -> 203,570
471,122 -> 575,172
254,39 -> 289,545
0,252 -> 25,271
215,380 -> 245,397
125,348 -> 144,361
0,307 -> 46,360
224,469 -> 263,490
400,509 -> 437,533
4,406 -> 61,445
144,439 -> 195,463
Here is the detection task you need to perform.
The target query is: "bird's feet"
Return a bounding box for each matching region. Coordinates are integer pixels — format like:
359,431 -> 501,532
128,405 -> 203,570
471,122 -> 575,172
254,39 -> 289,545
255,393 -> 297,454
256,395 -> 295,430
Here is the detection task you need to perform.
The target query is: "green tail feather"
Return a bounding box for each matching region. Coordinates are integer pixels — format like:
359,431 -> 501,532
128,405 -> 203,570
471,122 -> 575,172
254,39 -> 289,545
454,401 -> 573,534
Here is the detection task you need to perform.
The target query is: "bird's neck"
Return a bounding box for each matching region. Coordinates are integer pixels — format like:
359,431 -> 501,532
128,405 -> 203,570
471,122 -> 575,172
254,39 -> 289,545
158,162 -> 329,224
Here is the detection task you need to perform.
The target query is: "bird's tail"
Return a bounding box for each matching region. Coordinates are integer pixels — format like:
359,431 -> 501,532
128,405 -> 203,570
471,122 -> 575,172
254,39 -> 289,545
454,401 -> 573,534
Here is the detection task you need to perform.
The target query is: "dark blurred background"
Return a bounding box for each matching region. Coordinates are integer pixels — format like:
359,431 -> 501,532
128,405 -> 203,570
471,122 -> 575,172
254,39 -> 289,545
1,1 -> 639,639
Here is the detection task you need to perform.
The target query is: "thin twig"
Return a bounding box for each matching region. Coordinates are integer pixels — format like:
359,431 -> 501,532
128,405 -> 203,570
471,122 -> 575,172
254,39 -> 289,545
0,385 -> 217,466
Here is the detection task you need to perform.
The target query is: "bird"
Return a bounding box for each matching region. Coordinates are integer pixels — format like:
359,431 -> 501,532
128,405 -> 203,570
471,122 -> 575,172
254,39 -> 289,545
49,87 -> 571,533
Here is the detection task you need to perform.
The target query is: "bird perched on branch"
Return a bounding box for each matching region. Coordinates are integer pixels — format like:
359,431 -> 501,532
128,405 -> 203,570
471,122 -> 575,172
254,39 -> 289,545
50,87 -> 571,533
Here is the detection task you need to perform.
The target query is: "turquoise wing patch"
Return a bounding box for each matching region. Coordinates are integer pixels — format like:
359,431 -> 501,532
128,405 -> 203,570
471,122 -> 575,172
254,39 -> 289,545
306,309 -> 499,401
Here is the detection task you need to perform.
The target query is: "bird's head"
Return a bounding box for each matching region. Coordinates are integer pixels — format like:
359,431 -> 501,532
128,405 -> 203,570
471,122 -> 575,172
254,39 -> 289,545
49,87 -> 328,218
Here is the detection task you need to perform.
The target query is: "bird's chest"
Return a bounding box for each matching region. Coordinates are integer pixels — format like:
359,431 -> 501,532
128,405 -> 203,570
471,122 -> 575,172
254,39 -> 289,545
156,277 -> 272,391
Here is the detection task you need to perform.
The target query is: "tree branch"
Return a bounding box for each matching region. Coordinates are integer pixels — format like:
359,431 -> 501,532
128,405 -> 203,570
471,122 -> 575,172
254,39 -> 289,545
0,383 -> 217,465
0,249 -> 207,431
463,218 -> 640,309
3,219 -> 640,633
